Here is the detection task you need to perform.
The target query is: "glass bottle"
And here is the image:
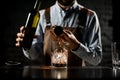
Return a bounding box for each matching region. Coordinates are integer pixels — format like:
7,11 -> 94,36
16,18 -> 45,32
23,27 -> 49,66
22,0 -> 41,50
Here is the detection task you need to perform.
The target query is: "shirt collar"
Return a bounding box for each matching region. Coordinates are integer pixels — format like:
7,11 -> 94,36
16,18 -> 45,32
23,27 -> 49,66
55,0 -> 84,13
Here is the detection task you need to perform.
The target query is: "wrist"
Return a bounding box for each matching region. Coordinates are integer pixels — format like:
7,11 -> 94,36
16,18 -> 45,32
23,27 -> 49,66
72,43 -> 80,51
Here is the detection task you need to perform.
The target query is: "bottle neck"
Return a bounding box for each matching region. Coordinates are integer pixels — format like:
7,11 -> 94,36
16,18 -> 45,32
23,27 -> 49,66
34,0 -> 41,11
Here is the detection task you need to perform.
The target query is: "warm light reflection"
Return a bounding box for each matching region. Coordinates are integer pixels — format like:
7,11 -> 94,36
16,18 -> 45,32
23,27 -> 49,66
51,67 -> 68,79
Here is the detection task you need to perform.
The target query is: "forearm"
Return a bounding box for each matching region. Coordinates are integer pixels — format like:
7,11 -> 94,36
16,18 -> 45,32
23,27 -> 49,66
71,43 -> 102,65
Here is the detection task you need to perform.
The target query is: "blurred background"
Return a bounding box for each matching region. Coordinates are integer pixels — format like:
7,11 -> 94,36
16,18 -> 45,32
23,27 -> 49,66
0,0 -> 119,66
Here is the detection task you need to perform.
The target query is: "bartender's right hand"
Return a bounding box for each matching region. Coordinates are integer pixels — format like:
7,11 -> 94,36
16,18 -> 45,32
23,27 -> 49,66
15,26 -> 25,47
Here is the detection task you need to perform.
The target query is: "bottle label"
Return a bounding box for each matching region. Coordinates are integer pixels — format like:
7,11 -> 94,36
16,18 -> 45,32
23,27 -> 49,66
32,12 -> 40,28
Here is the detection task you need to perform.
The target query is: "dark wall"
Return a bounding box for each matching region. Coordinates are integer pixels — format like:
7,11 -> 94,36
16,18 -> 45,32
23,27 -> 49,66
0,0 -> 114,66
0,0 -> 55,65
112,0 -> 120,42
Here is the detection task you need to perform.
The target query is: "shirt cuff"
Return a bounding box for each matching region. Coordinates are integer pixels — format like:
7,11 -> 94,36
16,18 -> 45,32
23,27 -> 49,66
71,43 -> 90,56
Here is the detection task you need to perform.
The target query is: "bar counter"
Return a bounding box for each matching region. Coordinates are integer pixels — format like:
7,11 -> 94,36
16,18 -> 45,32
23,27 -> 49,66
0,64 -> 120,79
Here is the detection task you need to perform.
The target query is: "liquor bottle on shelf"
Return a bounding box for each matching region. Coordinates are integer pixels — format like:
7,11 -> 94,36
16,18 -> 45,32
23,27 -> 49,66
22,0 -> 41,50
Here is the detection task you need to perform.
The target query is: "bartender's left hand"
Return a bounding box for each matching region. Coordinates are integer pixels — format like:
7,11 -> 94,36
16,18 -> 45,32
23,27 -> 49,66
50,28 -> 80,50
60,30 -> 80,50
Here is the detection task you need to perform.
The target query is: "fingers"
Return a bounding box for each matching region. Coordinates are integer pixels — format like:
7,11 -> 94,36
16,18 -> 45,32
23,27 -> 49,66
20,26 -> 25,33
16,37 -> 23,42
15,42 -> 20,47
64,30 -> 72,35
15,35 -> 23,47
60,30 -> 80,49
60,30 -> 71,41
15,26 -> 25,47
17,33 -> 24,38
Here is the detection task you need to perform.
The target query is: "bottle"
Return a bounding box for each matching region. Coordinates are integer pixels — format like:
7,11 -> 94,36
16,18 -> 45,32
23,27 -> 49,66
22,0 -> 41,50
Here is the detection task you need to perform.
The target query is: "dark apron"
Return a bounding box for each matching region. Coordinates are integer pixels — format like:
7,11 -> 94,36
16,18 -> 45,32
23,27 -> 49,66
43,7 -> 88,67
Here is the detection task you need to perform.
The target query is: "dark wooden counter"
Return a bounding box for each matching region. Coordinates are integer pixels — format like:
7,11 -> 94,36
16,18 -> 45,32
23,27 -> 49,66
0,65 -> 120,79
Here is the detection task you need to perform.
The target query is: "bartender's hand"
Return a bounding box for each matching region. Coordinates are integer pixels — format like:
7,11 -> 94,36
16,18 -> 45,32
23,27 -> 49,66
50,29 -> 80,50
15,26 -> 25,47
62,30 -> 80,50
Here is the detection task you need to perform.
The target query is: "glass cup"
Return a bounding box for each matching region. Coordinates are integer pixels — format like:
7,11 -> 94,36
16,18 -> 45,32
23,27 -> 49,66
51,47 -> 68,68
111,42 -> 120,69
